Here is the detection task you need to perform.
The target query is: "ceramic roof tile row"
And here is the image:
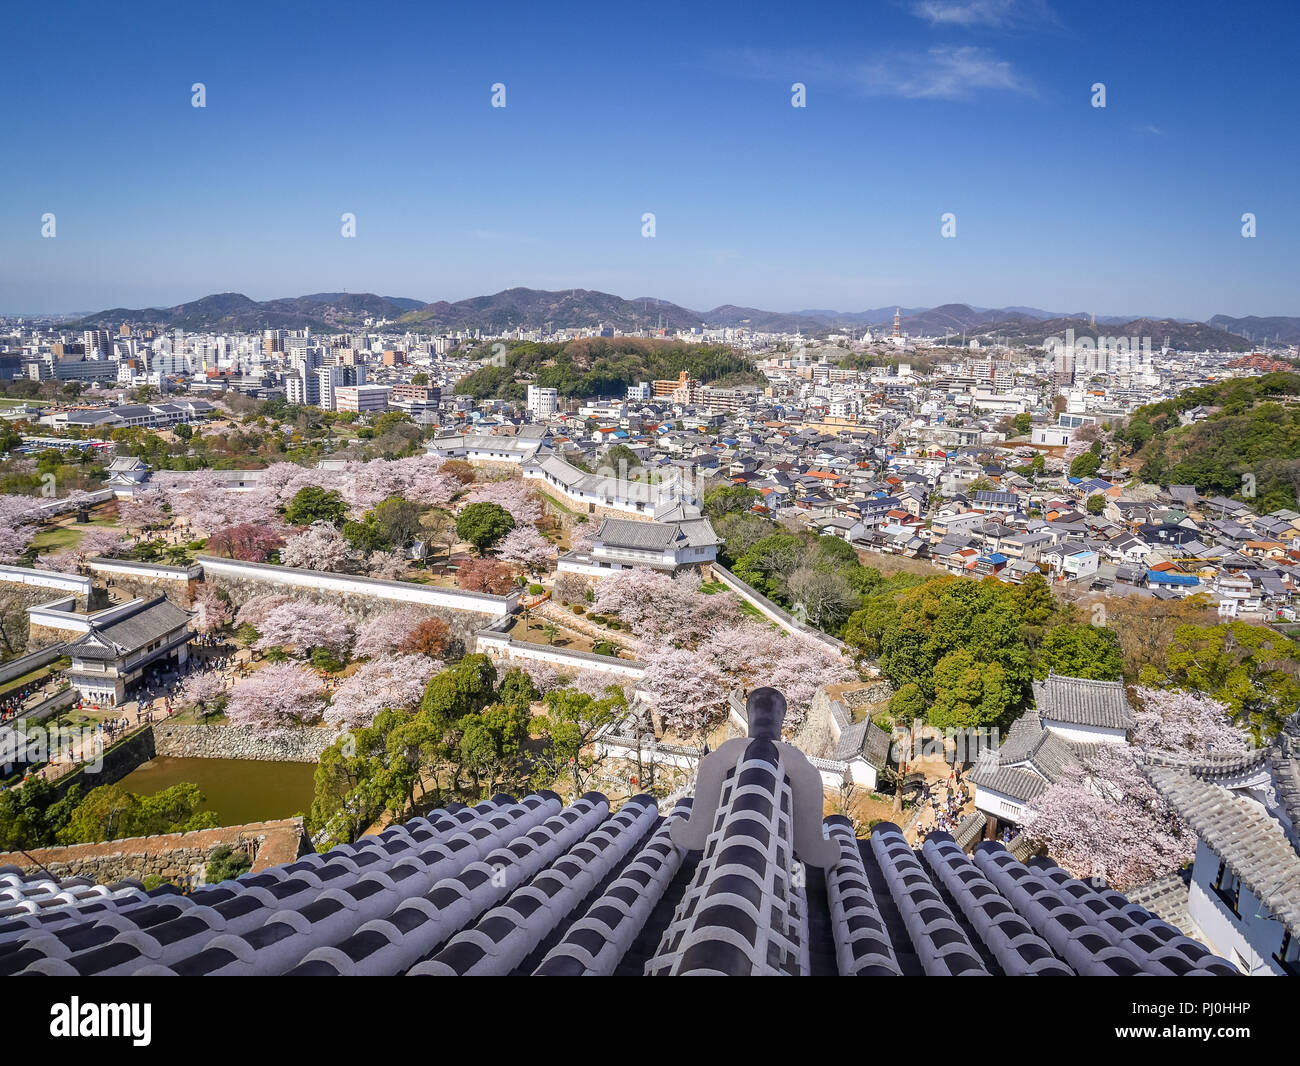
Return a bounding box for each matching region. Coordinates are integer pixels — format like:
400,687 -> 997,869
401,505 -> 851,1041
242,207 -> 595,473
871,823 -> 989,976
646,738 -> 809,976
534,800 -> 692,976
411,795 -> 660,975
1,691 -> 1243,977
823,816 -> 902,976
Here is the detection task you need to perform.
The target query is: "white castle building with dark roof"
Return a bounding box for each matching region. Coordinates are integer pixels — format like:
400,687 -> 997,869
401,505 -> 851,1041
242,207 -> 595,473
558,510 -> 718,576
1143,712 -> 1300,976
970,674 -> 1134,832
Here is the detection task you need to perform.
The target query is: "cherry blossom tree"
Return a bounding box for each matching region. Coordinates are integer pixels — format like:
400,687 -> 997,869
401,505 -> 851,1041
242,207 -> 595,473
569,670 -> 631,702
1026,745 -> 1196,891
35,549 -> 80,573
224,663 -> 326,736
1132,687 -> 1252,757
341,456 -> 458,511
354,607 -> 430,659
37,526 -> 131,572
253,600 -> 352,658
591,567 -> 738,648
698,622 -> 857,730
641,647 -> 728,751
1024,687 -> 1252,890
325,654 -> 437,730
516,659 -> 565,694
207,522 -> 284,562
248,462 -> 340,512
466,480 -> 542,525
117,489 -> 170,532
280,521 -> 351,571
191,584 -> 231,635
79,526 -> 132,559
365,550 -> 410,581
177,671 -> 228,719
495,526 -> 556,573
0,495 -> 56,561
234,594 -> 294,631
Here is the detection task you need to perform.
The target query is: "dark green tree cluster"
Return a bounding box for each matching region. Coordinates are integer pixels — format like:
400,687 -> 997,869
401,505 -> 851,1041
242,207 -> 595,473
842,571 -> 1125,730
1163,620 -> 1300,741
455,338 -> 762,401
1118,372 -> 1300,509
342,494 -> 425,552
727,530 -> 874,635
455,502 -> 515,555
0,779 -> 220,851
284,485 -> 348,526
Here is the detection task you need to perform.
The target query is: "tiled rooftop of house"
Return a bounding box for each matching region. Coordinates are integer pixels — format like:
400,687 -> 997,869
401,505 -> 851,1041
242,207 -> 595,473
0,689 -> 1238,977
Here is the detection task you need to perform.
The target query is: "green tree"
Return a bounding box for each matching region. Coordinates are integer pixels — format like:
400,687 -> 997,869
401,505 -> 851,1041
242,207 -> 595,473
58,782 -> 220,844
284,485 -> 347,526
1165,621 -> 1300,740
419,654 -> 498,727
371,495 -> 424,548
458,702 -> 533,795
206,844 -> 253,883
0,779 -> 83,850
1086,493 -> 1106,515
928,649 -> 1014,729
535,684 -> 627,793
703,484 -> 761,519
1037,623 -> 1124,680
888,682 -> 928,725
1069,451 -> 1101,479
604,444 -> 642,475
342,519 -> 389,553
455,502 -> 515,555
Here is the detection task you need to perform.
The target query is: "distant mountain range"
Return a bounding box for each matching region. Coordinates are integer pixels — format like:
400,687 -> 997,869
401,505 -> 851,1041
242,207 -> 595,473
67,287 -> 1296,350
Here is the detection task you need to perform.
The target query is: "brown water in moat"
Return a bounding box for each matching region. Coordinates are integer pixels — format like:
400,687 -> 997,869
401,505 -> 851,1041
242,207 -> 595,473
117,757 -> 316,826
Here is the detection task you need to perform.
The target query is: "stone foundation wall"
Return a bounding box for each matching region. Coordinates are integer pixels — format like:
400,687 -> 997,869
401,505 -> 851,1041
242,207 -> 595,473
0,818 -> 309,886
50,725 -> 158,799
152,721 -> 337,763
87,560 -> 202,607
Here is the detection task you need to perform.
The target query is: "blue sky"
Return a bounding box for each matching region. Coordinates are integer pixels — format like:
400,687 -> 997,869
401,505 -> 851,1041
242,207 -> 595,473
2,0 -> 1296,319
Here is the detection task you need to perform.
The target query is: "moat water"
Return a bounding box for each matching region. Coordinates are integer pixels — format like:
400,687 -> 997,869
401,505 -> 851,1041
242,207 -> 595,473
117,757 -> 317,826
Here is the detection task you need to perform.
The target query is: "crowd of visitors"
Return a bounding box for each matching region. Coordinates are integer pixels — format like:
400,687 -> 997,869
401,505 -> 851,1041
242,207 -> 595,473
915,765 -> 972,842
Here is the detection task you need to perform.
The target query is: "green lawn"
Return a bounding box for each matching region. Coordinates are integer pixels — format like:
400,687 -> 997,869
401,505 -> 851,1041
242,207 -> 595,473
30,526 -> 86,551
0,665 -> 55,698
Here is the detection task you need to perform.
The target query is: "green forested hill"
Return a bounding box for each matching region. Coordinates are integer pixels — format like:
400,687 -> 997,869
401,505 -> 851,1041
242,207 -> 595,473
1118,373 -> 1300,510
453,337 -> 764,401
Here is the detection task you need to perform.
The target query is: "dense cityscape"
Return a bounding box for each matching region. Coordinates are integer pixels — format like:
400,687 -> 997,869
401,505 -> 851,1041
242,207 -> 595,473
0,0 -> 1295,1034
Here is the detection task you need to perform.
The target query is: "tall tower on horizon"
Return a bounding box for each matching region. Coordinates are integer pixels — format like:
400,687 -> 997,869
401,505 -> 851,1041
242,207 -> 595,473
892,307 -> 901,338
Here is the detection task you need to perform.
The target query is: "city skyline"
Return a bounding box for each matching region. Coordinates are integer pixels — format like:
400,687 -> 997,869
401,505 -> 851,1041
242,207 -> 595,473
3,0 -> 1297,319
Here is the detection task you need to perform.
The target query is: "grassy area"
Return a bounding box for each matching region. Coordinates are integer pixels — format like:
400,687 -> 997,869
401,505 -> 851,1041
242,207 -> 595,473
0,665 -> 57,698
0,397 -> 49,407
536,490 -> 579,516
30,526 -> 85,551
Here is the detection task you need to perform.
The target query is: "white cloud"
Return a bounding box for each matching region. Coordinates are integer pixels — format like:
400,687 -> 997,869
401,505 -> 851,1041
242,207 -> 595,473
724,45 -> 1032,100
910,0 -> 1054,29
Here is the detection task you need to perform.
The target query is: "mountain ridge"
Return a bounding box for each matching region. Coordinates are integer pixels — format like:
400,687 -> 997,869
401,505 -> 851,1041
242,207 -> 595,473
65,287 -> 1282,349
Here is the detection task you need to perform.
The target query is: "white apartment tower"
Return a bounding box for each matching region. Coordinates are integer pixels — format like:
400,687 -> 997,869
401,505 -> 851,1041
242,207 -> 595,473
527,385 -> 558,419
